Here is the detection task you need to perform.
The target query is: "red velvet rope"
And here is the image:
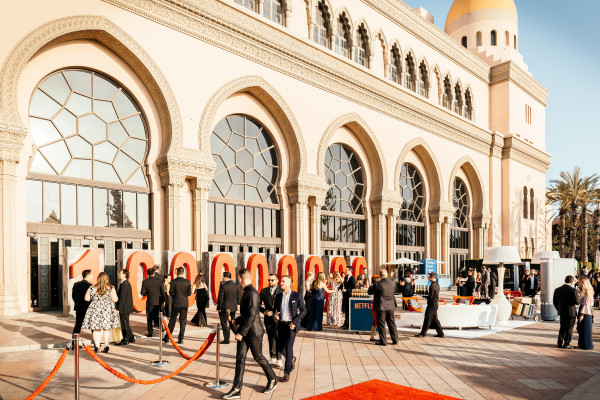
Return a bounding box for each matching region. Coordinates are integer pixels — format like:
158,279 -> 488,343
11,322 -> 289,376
162,319 -> 194,360
24,347 -> 70,400
82,331 -> 215,384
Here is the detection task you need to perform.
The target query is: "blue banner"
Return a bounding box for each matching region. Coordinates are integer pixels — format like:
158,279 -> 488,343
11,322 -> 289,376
349,298 -> 373,332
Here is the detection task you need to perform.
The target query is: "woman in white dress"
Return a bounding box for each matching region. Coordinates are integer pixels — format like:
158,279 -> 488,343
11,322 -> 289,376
82,272 -> 120,353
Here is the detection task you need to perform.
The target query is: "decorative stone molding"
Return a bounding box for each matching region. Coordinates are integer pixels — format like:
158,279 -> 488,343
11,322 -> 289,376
502,136 -> 551,173
473,211 -> 492,229
490,132 -> 505,159
394,138 -> 444,204
429,202 -> 455,224
370,189 -> 403,215
490,61 -> 548,106
286,173 -> 329,204
448,155 -> 487,216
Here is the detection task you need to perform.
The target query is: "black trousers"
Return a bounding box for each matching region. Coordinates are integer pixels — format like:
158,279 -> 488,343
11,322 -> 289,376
276,323 -> 297,374
73,309 -> 87,335
219,311 -> 236,342
557,315 -> 576,347
168,307 -> 188,341
146,305 -> 160,335
420,304 -> 444,336
376,309 -> 398,344
232,335 -> 276,389
119,313 -> 134,342
342,295 -> 350,327
301,294 -> 312,328
264,318 -> 280,359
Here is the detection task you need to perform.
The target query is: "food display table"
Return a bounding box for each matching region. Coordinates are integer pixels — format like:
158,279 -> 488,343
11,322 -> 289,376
348,296 -> 373,332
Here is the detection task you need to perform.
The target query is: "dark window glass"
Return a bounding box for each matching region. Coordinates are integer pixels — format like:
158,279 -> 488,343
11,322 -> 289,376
27,180 -> 43,223
208,202 -> 215,235
264,207 -> 272,238
43,182 -> 60,224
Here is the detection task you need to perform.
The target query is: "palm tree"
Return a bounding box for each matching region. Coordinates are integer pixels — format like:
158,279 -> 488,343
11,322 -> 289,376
592,190 -> 600,265
548,178 -> 572,257
579,176 -> 600,263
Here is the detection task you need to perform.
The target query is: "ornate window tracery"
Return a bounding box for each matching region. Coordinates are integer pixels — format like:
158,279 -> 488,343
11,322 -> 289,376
388,44 -> 402,84
313,2 -> 331,48
451,178 -> 469,249
396,164 -> 425,249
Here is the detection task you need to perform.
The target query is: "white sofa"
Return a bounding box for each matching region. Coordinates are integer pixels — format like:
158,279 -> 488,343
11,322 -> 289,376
401,304 -> 498,330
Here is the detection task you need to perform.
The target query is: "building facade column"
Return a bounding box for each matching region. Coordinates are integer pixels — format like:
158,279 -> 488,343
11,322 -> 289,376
430,202 -> 454,274
473,212 -> 491,259
308,196 -> 325,255
387,207 -> 399,262
161,173 -> 185,251
191,177 -> 211,257
258,0 -> 264,15
288,192 -> 309,255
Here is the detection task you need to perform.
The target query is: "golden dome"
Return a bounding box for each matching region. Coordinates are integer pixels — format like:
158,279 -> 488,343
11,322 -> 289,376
445,0 -> 517,30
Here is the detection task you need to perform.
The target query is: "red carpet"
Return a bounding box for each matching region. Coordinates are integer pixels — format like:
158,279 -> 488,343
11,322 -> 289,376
302,379 -> 461,400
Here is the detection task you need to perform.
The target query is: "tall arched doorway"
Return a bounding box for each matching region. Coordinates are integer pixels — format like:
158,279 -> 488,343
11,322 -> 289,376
449,178 -> 470,278
396,163 -> 426,263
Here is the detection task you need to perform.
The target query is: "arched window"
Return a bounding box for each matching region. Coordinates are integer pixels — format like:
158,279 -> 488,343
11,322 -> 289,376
354,25 -> 369,67
476,31 -> 482,46
491,30 -> 497,46
461,36 -> 468,48
208,115 -> 281,241
396,164 -> 425,259
464,88 -> 474,120
451,178 -> 469,246
404,53 -> 416,91
523,187 -> 528,219
321,144 -> 365,244
418,61 -> 429,97
313,2 -> 331,48
388,44 -> 402,84
234,0 -> 256,11
454,83 -> 463,115
263,0 -> 283,25
335,15 -> 351,59
505,31 -> 510,46
530,189 -> 535,220
26,69 -> 150,229
442,76 -> 452,109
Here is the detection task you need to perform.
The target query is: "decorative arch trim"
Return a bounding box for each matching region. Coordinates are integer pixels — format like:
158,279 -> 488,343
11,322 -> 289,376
448,156 -> 487,216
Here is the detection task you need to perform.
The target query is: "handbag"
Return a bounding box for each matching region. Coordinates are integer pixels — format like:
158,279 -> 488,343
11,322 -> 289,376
110,326 -> 123,343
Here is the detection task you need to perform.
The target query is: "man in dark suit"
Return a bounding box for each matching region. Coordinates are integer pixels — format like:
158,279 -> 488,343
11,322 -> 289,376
164,267 -> 192,344
259,274 -> 283,365
72,269 -> 93,336
415,272 -> 444,338
465,269 -> 476,297
368,269 -> 400,346
221,269 -> 277,399
140,267 -> 166,337
553,275 -> 580,349
522,269 -> 540,297
274,275 -> 306,383
217,271 -> 239,344
116,269 -> 135,345
339,267 -> 357,329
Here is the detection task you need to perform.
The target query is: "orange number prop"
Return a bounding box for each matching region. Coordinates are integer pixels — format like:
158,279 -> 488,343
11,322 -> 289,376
126,251 -> 155,312
170,252 -> 198,308
278,255 -> 299,291
330,257 -> 346,275
351,257 -> 367,278
210,253 -> 236,304
247,254 -> 269,292
69,249 -> 101,283
304,256 -> 324,280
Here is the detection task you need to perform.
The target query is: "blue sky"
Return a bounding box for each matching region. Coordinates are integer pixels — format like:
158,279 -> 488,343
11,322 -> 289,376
403,0 -> 600,184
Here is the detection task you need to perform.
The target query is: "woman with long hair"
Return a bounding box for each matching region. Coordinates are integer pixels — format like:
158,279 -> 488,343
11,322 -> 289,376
82,272 -> 119,353
327,271 -> 344,325
191,272 -> 209,327
577,276 -> 595,350
306,272 -> 335,331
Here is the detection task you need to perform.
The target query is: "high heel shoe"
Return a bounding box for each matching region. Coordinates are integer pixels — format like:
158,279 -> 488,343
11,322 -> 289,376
102,346 -> 110,353
94,346 -> 99,353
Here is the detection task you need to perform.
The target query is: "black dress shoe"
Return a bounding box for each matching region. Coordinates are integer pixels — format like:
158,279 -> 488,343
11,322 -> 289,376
564,345 -> 574,349
115,340 -> 128,346
221,388 -> 242,399
414,334 -> 425,338
262,379 -> 278,394
391,340 -> 398,345
102,346 -> 110,353
162,336 -> 169,343
177,339 -> 184,344
557,344 -> 563,348
376,342 -> 387,346
370,338 -> 378,342
281,374 -> 290,382
146,333 -> 153,338
220,340 -> 230,344
93,346 -> 99,353
434,334 -> 445,338
129,338 -> 135,343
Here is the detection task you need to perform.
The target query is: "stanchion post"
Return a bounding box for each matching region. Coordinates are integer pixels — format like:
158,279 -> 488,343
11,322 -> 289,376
205,323 -> 228,389
152,311 -> 170,367
74,334 -> 80,400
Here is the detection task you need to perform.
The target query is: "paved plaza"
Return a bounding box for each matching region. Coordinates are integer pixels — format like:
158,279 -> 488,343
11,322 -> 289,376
1,296 -> 599,400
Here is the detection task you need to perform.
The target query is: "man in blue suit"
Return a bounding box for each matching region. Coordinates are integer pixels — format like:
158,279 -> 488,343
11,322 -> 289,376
274,275 -> 306,383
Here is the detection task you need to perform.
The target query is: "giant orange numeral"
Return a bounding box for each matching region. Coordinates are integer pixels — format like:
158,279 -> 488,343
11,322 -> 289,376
278,255 -> 299,291
330,256 -> 346,275
170,252 -> 198,308
126,251 -> 155,312
211,253 -> 236,304
247,254 -> 269,292
352,257 -> 368,278
305,256 -> 324,280
70,249 -> 101,283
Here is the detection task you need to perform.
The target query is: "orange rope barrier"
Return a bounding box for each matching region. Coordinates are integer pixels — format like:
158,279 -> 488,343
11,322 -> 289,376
162,319 -> 194,360
24,347 -> 70,400
83,331 -> 215,384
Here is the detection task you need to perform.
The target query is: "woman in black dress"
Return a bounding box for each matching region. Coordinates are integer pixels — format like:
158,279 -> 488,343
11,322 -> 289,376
162,275 -> 172,318
191,272 -> 209,327
306,272 -> 335,331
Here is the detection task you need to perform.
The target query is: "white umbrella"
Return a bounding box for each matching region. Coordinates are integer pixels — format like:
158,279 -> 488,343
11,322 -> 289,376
384,257 -> 421,265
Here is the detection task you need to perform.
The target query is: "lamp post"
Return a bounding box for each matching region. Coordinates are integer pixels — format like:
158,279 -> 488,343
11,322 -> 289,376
482,246 -> 522,325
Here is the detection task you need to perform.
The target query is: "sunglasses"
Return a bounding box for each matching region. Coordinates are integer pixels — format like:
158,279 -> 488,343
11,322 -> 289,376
269,279 -> 277,282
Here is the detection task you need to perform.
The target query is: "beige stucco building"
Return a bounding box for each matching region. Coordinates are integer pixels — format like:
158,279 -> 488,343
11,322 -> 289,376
0,0 -> 551,315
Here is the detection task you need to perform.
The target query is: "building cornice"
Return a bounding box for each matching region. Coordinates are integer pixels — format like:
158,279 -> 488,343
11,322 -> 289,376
490,61 -> 548,106
502,136 -> 551,173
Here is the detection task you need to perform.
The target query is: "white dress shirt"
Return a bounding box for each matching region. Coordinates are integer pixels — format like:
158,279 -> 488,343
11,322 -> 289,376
280,291 -> 292,322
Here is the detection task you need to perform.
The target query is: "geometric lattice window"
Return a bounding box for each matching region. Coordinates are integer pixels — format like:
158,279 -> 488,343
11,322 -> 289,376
322,144 -> 364,215
452,178 -> 469,228
210,115 -> 279,204
399,164 -> 424,222
28,69 -> 148,187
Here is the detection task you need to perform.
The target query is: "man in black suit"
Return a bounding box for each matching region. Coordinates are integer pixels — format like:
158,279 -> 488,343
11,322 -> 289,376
140,267 -> 166,337
553,275 -> 580,349
217,271 -> 239,344
221,269 -> 277,400
274,275 -> 306,383
339,267 -> 357,329
368,269 -> 400,346
464,269 -> 476,297
116,269 -> 135,345
72,269 -> 93,336
259,274 -> 283,365
522,269 -> 540,297
164,267 -> 192,344
415,272 -> 444,338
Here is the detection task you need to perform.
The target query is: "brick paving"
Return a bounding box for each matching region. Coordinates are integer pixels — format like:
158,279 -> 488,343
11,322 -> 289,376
0,300 -> 599,400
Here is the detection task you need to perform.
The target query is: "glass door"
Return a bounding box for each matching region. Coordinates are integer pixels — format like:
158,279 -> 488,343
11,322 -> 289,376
29,236 -> 63,311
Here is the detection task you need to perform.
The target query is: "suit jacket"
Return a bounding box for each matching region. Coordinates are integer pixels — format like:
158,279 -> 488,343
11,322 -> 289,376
170,277 -> 192,308
259,286 -> 283,325
481,270 -> 490,287
339,275 -> 357,297
273,290 -> 306,332
425,282 -> 440,307
217,280 -> 240,313
553,284 -> 580,317
234,285 -> 263,337
140,276 -> 165,308
465,275 -> 476,295
72,280 -> 92,312
368,278 -> 400,311
522,275 -> 540,294
116,280 -> 134,314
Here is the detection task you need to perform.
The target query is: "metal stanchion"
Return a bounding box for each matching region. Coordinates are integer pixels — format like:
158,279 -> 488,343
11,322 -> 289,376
152,312 -> 170,367
73,334 -> 80,400
205,323 -> 228,389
